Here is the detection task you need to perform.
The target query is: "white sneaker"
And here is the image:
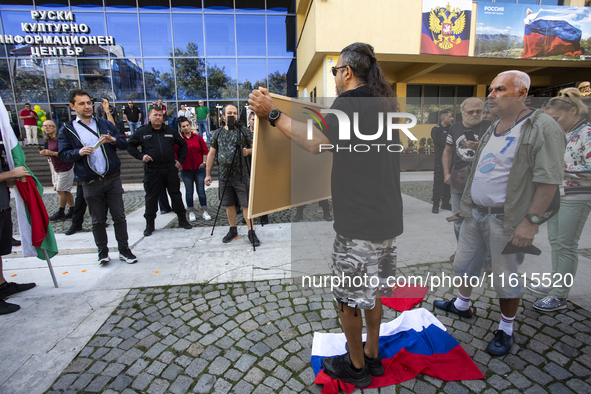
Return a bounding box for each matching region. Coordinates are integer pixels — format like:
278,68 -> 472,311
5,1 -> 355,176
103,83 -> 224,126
189,212 -> 196,221
203,211 -> 211,221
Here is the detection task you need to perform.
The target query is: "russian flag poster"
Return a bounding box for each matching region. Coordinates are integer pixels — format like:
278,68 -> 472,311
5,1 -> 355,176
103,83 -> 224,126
474,3 -> 591,60
311,308 -> 483,394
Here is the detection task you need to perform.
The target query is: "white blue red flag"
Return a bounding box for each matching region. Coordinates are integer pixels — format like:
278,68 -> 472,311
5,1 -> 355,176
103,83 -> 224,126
311,308 -> 483,394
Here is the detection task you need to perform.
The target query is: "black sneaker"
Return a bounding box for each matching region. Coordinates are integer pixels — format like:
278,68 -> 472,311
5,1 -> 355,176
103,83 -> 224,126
64,209 -> 73,219
248,230 -> 261,247
344,342 -> 384,377
49,211 -> 65,221
0,282 -> 36,299
0,299 -> 20,315
321,352 -> 372,388
11,237 -> 21,247
65,226 -> 82,236
223,226 -> 238,243
119,248 -> 138,264
433,298 -> 474,318
261,215 -> 269,225
486,330 -> 513,356
323,211 -> 333,221
292,209 -> 304,222
98,249 -> 110,265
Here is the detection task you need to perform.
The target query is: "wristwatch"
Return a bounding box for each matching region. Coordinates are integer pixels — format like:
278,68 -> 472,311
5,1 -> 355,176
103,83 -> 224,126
525,213 -> 542,225
269,109 -> 282,127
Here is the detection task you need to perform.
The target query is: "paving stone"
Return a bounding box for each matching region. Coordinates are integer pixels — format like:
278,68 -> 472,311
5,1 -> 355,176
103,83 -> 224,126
147,378 -> 170,394
186,358 -> 208,378
109,374 -> 133,391
146,361 -> 166,376
236,354 -> 258,372
251,342 -> 271,356
285,356 -> 306,373
547,383 -> 575,394
232,380 -> 255,394
102,363 -> 126,377
201,345 -> 222,361
71,373 -> 94,390
544,362 -> 573,380
214,378 -> 233,394
52,374 -> 78,390
86,375 -> 111,392
194,374 -> 216,393
488,375 -> 511,391
187,342 -> 204,357
209,356 -> 232,375
126,358 -> 149,377
507,371 -> 532,389
272,365 -> 292,382
244,367 -> 266,385
522,365 -> 553,386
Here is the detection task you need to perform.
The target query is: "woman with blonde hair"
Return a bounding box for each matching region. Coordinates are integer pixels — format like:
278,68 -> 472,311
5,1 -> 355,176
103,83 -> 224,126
529,87 -> 591,311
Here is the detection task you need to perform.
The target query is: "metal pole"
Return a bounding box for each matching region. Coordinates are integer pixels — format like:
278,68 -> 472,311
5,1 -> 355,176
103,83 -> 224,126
43,249 -> 59,288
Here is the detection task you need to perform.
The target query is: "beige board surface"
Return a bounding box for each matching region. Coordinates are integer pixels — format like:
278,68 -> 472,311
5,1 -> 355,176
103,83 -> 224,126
248,93 -> 332,218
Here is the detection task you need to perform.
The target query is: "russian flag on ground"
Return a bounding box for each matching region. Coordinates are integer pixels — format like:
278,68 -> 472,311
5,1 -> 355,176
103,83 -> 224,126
311,308 -> 483,394
0,97 -> 58,260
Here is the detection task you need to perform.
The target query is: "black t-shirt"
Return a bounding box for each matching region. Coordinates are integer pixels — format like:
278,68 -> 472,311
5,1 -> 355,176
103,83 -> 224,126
124,106 -> 141,122
446,119 -> 491,170
431,124 -> 449,159
320,85 -> 403,242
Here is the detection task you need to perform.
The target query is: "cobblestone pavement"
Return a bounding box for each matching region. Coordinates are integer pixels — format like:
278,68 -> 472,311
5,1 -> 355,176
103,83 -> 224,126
46,262 -> 591,394
10,190 -> 146,235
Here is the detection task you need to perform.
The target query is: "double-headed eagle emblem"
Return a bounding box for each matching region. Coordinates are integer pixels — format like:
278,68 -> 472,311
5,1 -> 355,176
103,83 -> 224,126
429,3 -> 466,50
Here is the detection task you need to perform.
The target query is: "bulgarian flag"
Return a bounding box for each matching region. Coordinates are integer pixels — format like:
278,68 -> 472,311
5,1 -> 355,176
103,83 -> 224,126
0,97 -> 58,260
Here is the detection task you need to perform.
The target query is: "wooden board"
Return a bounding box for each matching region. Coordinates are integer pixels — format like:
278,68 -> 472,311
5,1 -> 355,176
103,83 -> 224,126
248,93 -> 332,218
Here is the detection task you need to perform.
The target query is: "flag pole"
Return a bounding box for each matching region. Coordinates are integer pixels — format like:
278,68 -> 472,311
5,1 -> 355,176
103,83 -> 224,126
43,250 -> 59,288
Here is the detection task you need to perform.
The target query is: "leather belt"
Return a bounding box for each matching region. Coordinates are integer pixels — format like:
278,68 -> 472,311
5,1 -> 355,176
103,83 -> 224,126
85,171 -> 120,184
473,202 -> 504,215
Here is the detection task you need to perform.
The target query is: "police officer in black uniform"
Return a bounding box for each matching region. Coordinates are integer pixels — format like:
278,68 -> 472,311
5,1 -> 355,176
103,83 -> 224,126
127,106 -> 192,236
431,109 -> 453,213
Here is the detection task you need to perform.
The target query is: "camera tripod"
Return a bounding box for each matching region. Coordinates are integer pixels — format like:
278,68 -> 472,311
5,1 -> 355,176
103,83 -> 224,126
210,123 -> 258,251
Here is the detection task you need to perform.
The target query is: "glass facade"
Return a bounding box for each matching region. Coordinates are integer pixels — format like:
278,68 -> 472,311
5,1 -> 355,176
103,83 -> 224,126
0,0 -> 296,130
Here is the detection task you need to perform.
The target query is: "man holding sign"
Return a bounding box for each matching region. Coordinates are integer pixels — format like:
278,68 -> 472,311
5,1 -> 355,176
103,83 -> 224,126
58,89 -> 137,265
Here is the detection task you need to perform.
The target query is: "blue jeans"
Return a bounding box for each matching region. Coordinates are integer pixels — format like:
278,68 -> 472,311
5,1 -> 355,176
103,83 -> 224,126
197,119 -> 210,141
181,168 -> 207,210
454,208 -> 523,299
128,121 -> 141,134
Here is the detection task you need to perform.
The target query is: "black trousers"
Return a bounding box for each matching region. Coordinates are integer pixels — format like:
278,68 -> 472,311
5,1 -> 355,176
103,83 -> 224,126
144,164 -> 185,222
71,182 -> 87,229
432,160 -> 450,206
82,175 -> 129,252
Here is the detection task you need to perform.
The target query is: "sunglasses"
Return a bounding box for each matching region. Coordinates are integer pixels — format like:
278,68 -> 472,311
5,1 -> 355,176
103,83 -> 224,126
331,66 -> 348,76
544,98 -> 574,108
463,110 -> 482,116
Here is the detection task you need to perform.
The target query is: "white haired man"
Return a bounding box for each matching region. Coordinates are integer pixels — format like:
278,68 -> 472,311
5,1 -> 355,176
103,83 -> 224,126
434,70 -> 566,356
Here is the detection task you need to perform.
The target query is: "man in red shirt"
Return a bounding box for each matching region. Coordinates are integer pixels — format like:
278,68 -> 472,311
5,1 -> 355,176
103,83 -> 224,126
19,103 -> 39,146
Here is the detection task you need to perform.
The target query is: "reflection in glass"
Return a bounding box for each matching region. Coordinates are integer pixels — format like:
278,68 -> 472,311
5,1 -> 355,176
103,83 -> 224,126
267,0 -> 295,14
0,60 -> 13,103
107,13 -> 141,58
267,58 -> 292,96
11,58 -> 48,102
204,0 -> 232,12
140,13 -> 173,57
138,0 -> 169,11
112,59 -> 144,101
35,0 -> 68,9
207,59 -> 236,99
1,11 -> 31,57
0,0 -> 34,10
205,14 -> 235,57
171,0 -> 202,12
267,15 -> 295,56
236,15 -> 266,57
44,59 -> 80,103
74,13 -> 109,57
172,13 -> 204,54
176,55 -> 206,100
235,0 -> 264,13
406,85 -> 422,124
106,0 -> 137,11
71,0 -> 104,11
238,59 -> 266,98
78,59 -> 112,101
144,58 -> 176,101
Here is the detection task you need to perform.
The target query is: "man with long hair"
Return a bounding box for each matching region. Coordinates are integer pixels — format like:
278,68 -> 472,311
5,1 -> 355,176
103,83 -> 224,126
249,42 -> 402,387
